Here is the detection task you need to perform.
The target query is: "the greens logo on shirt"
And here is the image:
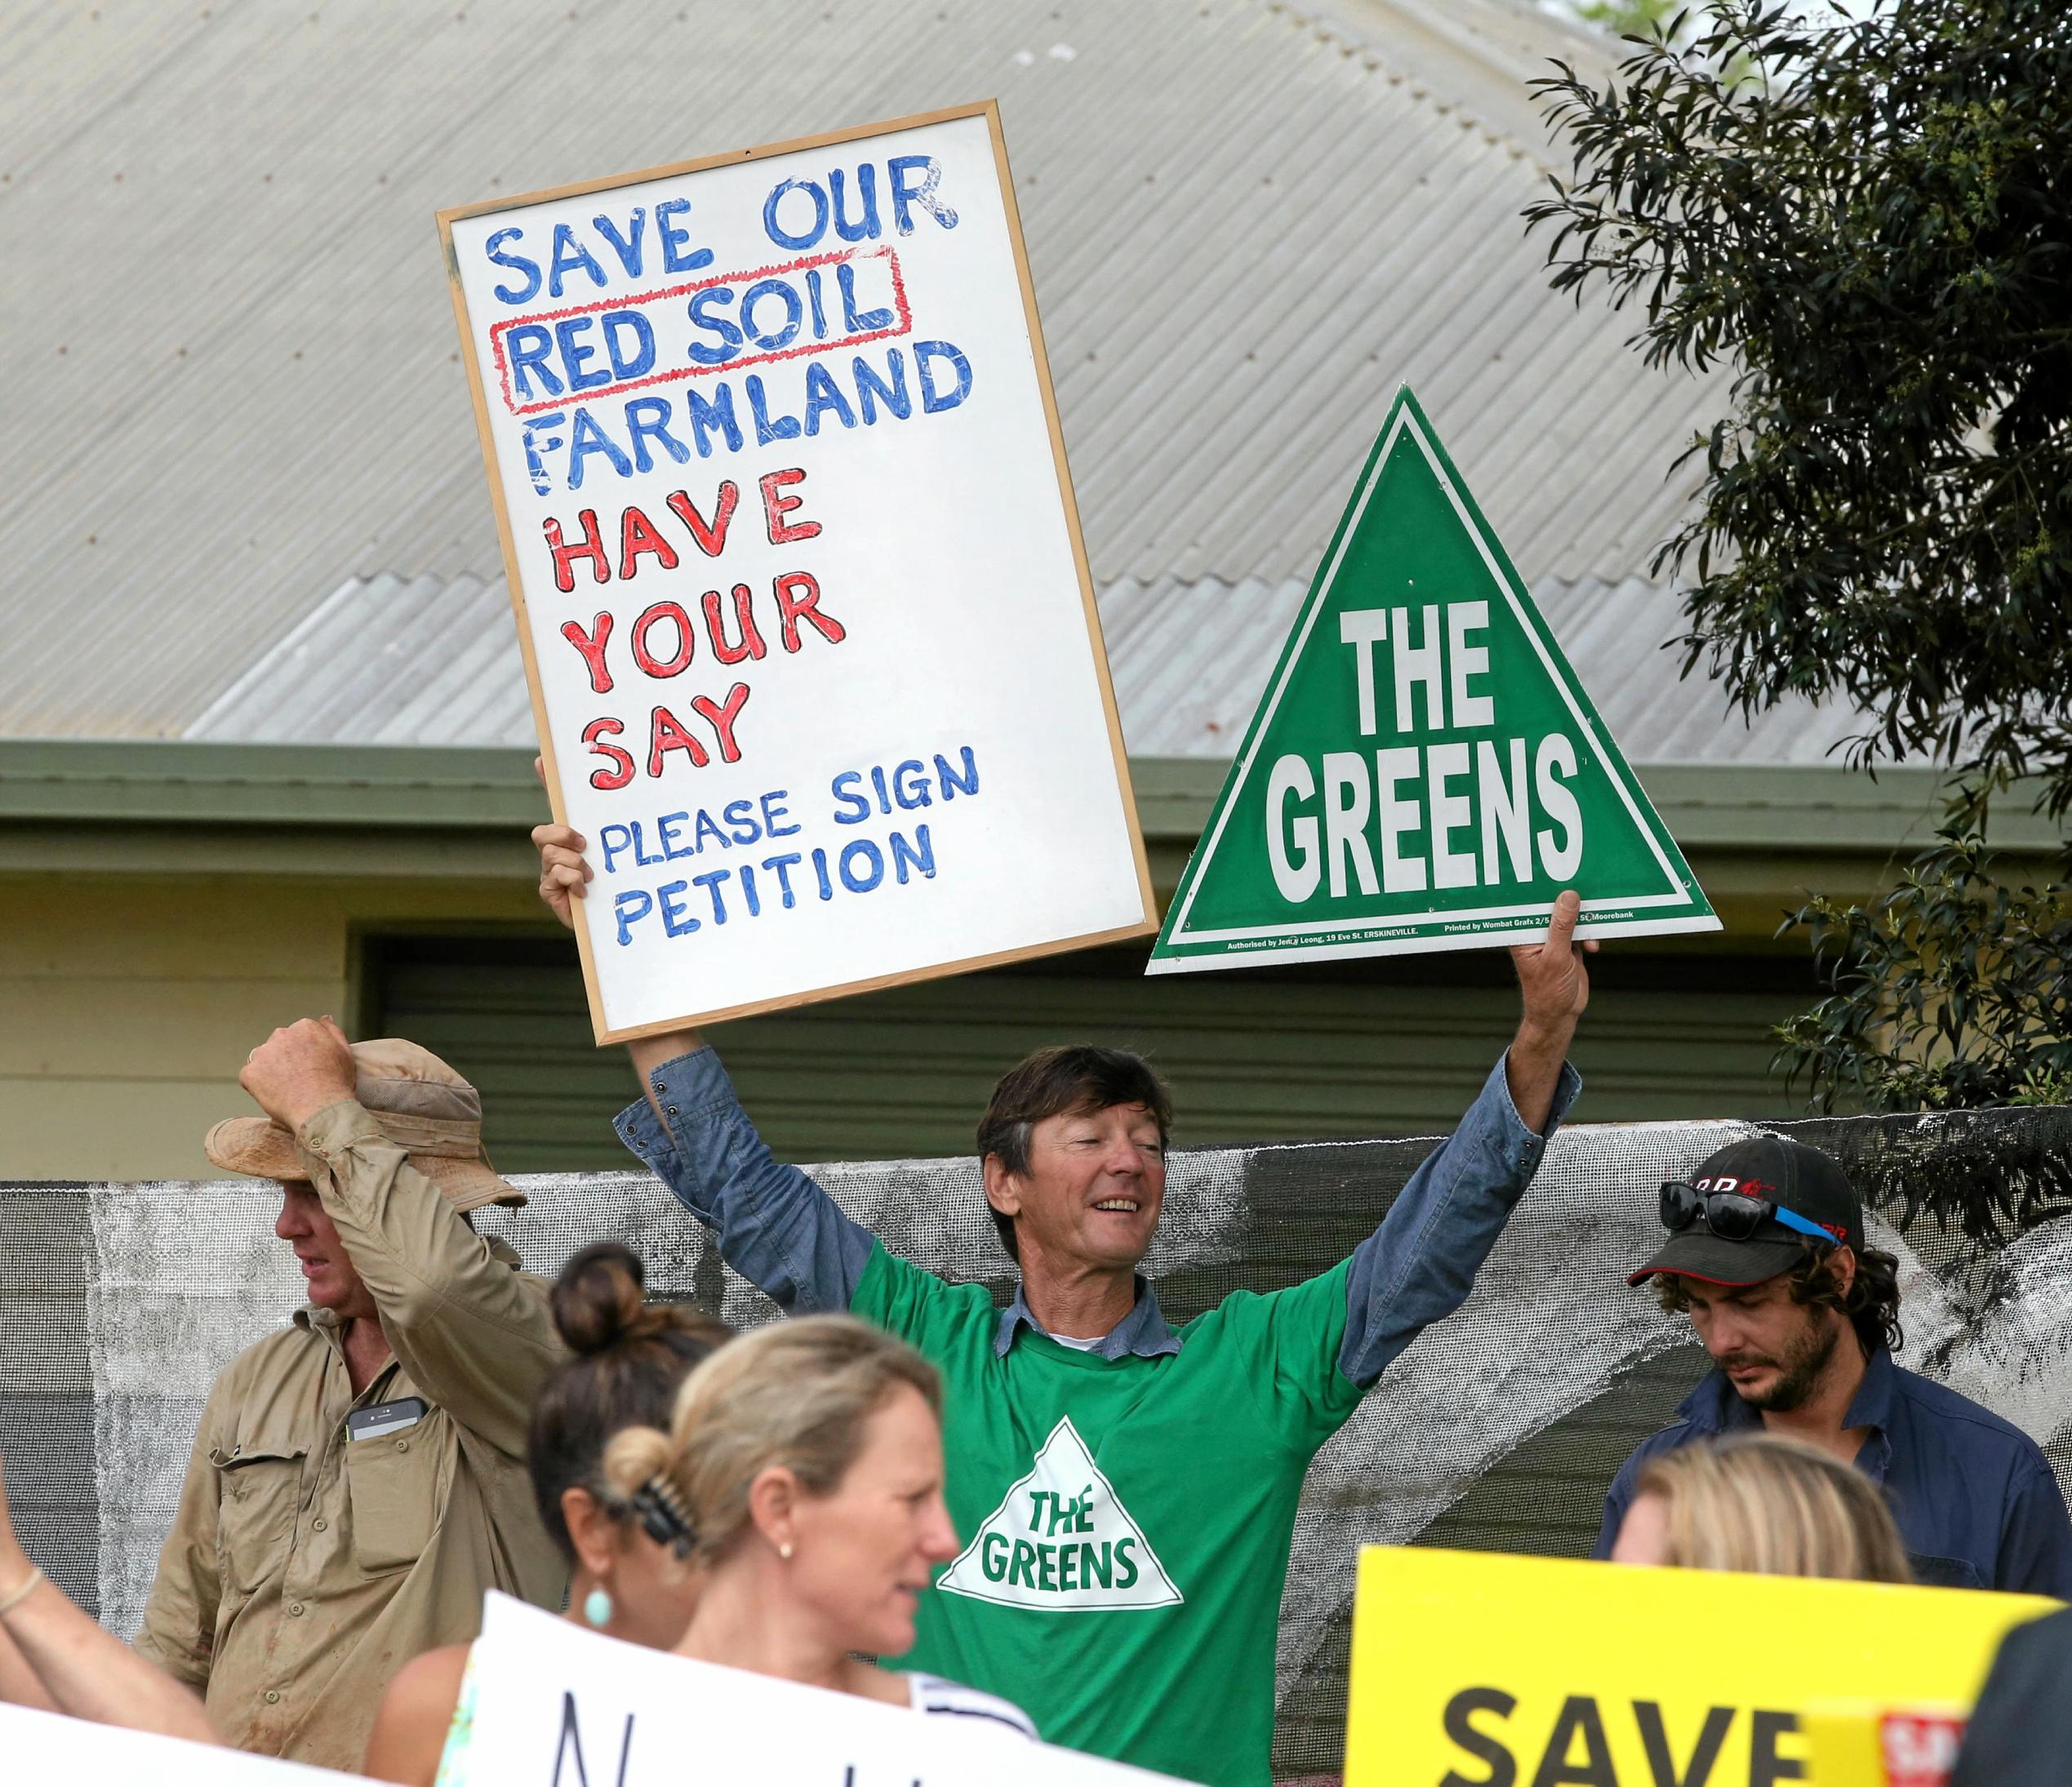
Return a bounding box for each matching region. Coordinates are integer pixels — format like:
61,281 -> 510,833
936,1417 -> 1184,1611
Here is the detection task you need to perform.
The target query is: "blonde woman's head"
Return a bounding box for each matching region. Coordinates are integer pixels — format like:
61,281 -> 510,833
1612,1434 -> 1912,1584
603,1314 -> 958,1656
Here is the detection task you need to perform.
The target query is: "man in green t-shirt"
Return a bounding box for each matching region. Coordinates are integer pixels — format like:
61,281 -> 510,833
537,825 -> 1590,1786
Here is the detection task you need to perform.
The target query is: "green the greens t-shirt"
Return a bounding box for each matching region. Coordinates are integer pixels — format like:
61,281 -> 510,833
852,1245 -> 1364,1787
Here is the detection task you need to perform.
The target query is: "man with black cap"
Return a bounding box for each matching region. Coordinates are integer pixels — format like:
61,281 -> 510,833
1596,1134 -> 2072,1594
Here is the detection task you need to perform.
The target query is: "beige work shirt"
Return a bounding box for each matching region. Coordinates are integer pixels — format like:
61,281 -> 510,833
135,1100 -> 567,1771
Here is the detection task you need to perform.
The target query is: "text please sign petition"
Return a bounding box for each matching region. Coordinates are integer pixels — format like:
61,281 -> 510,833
441,104 -> 1154,1042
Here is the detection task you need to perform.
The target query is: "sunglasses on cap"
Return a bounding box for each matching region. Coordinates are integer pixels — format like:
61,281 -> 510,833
1658,1180 -> 1841,1246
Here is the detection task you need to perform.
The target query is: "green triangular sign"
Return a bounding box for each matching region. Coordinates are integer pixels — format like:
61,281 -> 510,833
1147,386 -> 1718,973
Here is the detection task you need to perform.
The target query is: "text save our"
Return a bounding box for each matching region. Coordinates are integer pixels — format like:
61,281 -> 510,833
1265,599 -> 1584,906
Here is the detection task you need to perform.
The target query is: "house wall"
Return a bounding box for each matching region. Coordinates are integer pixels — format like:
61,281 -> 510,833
0,873 -> 542,1181
3,748 -> 2057,1181
2,861 -> 1819,1183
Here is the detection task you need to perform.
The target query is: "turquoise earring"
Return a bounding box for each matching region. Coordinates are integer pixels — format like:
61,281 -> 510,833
581,1586 -> 612,1629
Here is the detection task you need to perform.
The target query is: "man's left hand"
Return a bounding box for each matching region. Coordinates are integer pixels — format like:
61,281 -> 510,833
241,1017 -> 360,1133
1503,891 -> 1596,1134
1510,888 -> 1595,1038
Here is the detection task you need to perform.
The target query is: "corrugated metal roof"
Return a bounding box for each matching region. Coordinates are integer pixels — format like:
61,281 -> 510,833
1105,573 -> 1869,762
3,0 -> 1732,739
189,568 -> 1868,767
185,574 -> 528,746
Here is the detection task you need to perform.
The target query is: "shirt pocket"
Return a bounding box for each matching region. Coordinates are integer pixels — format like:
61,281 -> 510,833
211,1442 -> 307,1598
1908,1550 -> 1986,1590
344,1429 -> 440,1575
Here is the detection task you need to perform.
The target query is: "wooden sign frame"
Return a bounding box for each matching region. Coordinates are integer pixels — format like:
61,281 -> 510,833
438,101 -> 1155,1044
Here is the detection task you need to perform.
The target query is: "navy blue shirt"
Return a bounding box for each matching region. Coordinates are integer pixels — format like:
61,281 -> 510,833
1594,1348 -> 2072,1594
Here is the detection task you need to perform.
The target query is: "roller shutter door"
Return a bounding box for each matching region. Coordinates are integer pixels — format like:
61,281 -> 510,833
363,933 -> 1824,1172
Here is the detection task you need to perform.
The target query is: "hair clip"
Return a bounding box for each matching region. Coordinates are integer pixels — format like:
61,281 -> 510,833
631,1473 -> 696,1559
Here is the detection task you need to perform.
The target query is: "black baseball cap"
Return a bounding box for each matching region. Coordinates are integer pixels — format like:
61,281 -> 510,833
1627,1135 -> 1864,1288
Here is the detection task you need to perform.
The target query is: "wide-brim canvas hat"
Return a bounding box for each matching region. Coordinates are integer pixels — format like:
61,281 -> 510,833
1628,1134 -> 1861,1288
205,1038 -> 524,1214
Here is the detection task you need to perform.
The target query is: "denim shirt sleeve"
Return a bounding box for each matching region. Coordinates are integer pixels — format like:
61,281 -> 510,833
614,1047 -> 875,1313
1337,1052 -> 1581,1389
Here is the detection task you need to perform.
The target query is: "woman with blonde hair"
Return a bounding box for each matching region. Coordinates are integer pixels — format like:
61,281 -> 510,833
434,1312 -> 1031,1778
1610,1432 -> 1914,1583
615,1314 -> 1032,1729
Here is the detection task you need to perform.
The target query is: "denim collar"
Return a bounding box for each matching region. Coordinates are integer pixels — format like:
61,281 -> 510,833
1680,1345 -> 1896,1438
994,1278 -> 1183,1360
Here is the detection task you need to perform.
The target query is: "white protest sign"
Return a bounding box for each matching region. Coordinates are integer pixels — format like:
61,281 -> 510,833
440,104 -> 1155,1042
0,1700 -> 360,1785
445,1593 -> 1199,1787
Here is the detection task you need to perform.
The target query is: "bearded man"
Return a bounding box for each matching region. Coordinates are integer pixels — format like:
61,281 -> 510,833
1598,1135 -> 2072,1593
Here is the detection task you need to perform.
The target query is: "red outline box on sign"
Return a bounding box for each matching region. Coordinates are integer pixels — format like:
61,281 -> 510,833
488,245 -> 913,418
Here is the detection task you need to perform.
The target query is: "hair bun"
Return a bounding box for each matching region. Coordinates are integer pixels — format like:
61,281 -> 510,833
552,1242 -> 675,1354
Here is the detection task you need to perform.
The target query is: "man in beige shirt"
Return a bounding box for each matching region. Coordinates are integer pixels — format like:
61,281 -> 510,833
136,1017 -> 567,1771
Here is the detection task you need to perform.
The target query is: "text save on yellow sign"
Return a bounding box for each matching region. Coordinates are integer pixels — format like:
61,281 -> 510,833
1343,1547 -> 2055,1786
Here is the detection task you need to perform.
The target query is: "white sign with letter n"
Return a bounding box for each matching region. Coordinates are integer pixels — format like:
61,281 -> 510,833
0,1701 -> 361,1785
443,1594 -> 1199,1786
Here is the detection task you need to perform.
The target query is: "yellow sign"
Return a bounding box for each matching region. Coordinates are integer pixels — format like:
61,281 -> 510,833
1344,1547 -> 2054,1786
